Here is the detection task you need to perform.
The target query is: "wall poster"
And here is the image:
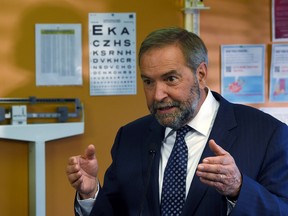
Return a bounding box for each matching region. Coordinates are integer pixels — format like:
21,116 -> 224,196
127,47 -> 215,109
221,44 -> 265,104
269,44 -> 288,102
35,24 -> 82,86
272,0 -> 288,42
89,13 -> 137,96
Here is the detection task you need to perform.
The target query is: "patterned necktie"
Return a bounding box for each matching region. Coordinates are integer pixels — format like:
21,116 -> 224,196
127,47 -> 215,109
160,125 -> 191,216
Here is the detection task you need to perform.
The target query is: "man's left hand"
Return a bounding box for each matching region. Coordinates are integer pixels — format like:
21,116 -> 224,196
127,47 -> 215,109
196,139 -> 242,198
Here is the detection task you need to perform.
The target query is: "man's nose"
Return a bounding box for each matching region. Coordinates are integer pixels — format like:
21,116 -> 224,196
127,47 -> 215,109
153,83 -> 168,101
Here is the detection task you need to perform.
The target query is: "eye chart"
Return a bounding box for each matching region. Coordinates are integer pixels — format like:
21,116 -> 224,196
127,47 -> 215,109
89,13 -> 137,96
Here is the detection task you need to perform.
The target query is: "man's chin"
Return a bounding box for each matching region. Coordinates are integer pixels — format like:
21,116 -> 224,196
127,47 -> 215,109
155,116 -> 177,128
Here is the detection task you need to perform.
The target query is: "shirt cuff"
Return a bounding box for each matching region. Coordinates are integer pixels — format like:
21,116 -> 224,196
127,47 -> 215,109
226,197 -> 237,215
75,182 -> 99,216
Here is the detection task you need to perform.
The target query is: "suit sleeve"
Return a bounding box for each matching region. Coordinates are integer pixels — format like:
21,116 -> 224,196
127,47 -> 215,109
87,186 -> 114,216
87,126 -> 129,216
72,128 -> 122,216
230,123 -> 288,215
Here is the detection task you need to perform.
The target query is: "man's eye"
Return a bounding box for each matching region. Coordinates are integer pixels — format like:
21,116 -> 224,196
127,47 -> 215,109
143,79 -> 152,85
166,76 -> 178,82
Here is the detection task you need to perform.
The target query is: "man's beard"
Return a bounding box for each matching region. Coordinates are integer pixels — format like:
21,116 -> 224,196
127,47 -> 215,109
150,82 -> 201,130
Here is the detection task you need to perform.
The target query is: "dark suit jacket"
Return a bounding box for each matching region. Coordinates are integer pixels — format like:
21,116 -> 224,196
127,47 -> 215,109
85,91 -> 288,216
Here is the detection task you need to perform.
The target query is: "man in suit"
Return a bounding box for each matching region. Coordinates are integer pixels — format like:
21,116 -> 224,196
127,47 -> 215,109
66,27 -> 288,215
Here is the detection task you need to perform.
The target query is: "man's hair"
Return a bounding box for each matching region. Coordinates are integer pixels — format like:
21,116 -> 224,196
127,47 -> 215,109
138,27 -> 208,73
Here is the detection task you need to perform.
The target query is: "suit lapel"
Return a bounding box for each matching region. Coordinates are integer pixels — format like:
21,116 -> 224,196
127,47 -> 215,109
141,118 -> 164,216
182,92 -> 238,215
209,91 -> 237,151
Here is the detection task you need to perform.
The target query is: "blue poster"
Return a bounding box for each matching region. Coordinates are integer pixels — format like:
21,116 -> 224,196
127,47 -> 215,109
269,44 -> 288,102
221,44 -> 265,104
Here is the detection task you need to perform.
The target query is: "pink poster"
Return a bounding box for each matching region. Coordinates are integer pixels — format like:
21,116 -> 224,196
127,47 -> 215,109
272,0 -> 288,42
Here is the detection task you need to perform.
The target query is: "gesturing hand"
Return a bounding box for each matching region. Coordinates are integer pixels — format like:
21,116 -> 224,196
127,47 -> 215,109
196,139 -> 242,198
66,144 -> 99,199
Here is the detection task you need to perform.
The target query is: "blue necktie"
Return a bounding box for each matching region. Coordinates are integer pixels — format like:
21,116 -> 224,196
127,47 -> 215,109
160,125 -> 191,216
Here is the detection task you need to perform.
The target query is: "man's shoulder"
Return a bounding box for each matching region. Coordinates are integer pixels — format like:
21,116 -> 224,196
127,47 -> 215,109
124,114 -> 159,128
117,115 -> 164,141
212,91 -> 286,127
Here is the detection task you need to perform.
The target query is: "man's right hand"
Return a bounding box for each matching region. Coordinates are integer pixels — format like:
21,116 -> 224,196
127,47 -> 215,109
66,144 -> 99,199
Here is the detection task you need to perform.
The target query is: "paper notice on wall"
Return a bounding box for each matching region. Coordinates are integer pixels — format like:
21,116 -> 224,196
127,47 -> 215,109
269,44 -> 288,102
88,13 -> 137,96
35,24 -> 82,86
272,0 -> 288,42
221,44 -> 265,104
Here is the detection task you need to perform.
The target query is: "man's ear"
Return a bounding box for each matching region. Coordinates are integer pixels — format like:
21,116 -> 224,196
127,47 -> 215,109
196,62 -> 208,88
